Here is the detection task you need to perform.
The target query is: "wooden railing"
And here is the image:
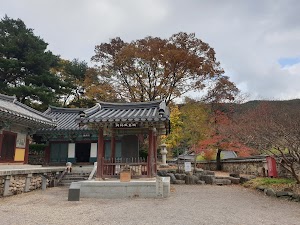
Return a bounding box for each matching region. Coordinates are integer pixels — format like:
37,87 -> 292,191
101,157 -> 148,178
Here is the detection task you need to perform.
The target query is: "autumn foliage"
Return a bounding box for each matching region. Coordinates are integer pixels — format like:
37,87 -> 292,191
92,32 -> 236,104
231,102 -> 300,183
196,108 -> 255,166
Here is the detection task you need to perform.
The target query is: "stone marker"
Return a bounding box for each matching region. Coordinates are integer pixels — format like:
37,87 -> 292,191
68,182 -> 81,201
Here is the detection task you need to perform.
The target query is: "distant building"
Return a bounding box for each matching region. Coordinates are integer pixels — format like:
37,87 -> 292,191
0,94 -> 55,163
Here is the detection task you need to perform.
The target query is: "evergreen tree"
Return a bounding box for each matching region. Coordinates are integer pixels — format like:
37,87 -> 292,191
0,15 -> 64,111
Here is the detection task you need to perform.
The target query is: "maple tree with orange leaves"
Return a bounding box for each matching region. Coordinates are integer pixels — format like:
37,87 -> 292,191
197,107 -> 255,170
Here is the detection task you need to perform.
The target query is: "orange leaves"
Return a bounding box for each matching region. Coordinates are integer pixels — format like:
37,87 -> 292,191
196,103 -> 255,158
91,32 -> 233,104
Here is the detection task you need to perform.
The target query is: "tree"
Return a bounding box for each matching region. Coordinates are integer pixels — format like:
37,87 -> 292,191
162,104 -> 184,157
180,97 -> 210,150
53,58 -> 90,107
92,32 -> 237,104
0,15 -> 63,110
83,67 -> 120,103
197,107 -> 254,170
232,102 -> 300,183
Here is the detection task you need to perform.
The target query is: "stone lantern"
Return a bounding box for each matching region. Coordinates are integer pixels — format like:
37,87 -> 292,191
160,143 -> 168,167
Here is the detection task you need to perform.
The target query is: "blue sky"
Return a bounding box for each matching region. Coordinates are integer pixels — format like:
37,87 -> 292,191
278,57 -> 300,67
1,0 -> 300,101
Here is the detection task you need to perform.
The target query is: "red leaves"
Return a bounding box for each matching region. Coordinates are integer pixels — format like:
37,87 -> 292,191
196,106 -> 254,158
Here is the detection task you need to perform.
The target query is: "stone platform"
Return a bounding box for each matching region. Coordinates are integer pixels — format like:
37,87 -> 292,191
68,177 -> 170,200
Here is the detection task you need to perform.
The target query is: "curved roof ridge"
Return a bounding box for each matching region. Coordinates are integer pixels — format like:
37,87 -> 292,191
14,100 -> 54,122
0,93 -> 56,127
83,103 -> 101,116
99,100 -> 164,109
0,93 -> 16,102
44,105 -> 87,114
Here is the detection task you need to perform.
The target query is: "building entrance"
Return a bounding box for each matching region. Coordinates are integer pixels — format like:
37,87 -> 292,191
75,143 -> 91,162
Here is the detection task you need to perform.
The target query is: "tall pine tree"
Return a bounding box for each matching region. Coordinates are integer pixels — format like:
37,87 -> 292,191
0,15 -> 64,111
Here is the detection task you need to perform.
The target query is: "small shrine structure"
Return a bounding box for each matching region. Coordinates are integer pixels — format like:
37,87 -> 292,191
76,100 -> 170,179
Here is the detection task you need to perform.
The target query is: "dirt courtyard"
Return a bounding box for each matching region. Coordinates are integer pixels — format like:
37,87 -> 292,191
0,185 -> 299,225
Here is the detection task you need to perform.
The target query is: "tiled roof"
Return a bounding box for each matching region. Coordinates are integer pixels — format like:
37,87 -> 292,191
0,94 -> 56,128
78,100 -> 170,124
40,106 -> 88,131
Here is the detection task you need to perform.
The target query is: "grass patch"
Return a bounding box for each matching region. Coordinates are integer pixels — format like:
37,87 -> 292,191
244,177 -> 296,190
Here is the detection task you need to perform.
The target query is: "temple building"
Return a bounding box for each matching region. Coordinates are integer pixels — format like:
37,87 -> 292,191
0,94 -> 55,163
36,100 -> 170,178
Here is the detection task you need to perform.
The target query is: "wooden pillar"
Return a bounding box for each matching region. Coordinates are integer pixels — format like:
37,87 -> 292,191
153,130 -> 157,175
24,135 -> 30,164
111,131 -> 116,175
96,128 -> 104,179
111,131 -> 116,159
0,133 -> 3,160
44,144 -> 50,165
148,129 -> 154,178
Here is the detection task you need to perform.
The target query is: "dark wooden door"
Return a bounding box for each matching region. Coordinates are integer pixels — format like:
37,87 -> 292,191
50,143 -> 68,163
0,132 -> 16,161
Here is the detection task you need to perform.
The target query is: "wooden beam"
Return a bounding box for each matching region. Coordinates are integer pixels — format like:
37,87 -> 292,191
111,131 -> 116,159
96,128 -> 104,179
148,129 -> 153,178
111,131 -> 116,175
153,130 -> 157,175
24,135 -> 30,164
44,144 -> 50,165
0,133 -> 3,160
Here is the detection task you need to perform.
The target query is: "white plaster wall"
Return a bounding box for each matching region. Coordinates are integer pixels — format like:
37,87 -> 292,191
68,143 -> 75,158
90,143 -> 97,157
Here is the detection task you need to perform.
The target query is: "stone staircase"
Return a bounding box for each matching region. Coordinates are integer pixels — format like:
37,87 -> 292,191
59,171 -> 90,187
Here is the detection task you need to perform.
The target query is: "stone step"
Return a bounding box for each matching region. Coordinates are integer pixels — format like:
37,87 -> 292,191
58,172 -> 92,186
65,173 -> 90,176
62,177 -> 89,181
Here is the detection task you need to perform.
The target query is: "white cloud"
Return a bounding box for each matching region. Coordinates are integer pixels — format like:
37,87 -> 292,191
1,0 -> 300,100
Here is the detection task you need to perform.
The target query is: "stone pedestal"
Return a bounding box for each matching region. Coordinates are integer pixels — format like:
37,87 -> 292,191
3,176 -> 11,196
24,173 -> 32,192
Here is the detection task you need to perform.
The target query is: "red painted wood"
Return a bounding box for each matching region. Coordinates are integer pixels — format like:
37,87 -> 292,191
111,132 -> 116,174
153,134 -> 157,174
24,135 -> 30,164
0,131 -> 17,162
96,128 -> 104,179
0,133 -> 3,161
44,145 -> 50,164
148,129 -> 153,178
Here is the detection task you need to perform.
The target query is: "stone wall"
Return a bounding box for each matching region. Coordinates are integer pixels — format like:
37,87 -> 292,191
0,171 -> 61,197
196,159 -> 300,179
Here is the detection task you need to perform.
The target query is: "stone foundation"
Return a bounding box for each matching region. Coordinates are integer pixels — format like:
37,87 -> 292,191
72,177 -> 170,200
0,167 -> 65,197
196,158 -> 300,179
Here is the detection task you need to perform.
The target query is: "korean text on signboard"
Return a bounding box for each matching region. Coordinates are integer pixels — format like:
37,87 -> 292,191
114,123 -> 139,128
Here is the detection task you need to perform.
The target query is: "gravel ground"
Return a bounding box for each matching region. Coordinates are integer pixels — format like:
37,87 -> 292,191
0,185 -> 299,225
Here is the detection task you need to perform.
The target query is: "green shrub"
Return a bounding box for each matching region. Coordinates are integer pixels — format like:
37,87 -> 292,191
29,144 -> 46,155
